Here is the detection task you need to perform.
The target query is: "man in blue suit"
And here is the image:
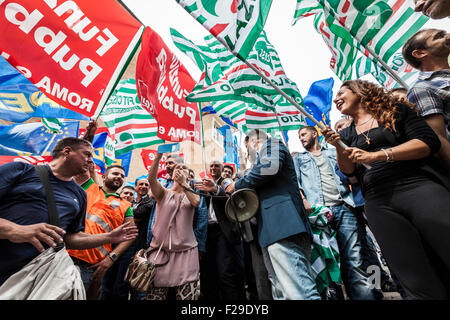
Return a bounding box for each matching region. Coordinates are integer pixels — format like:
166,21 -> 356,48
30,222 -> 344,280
225,129 -> 321,300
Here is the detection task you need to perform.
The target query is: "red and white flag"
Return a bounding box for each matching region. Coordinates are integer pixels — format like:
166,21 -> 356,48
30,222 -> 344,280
0,0 -> 143,118
136,27 -> 202,145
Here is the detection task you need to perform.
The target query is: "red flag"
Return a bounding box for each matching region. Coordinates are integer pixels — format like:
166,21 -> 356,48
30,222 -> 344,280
0,0 -> 143,118
141,149 -> 167,173
136,27 -> 201,144
199,171 -> 212,179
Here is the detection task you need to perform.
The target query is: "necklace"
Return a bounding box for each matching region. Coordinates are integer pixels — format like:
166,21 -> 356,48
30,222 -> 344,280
356,118 -> 375,145
354,116 -> 373,127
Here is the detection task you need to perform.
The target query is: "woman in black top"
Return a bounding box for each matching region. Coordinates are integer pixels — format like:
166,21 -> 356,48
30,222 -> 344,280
323,80 -> 450,300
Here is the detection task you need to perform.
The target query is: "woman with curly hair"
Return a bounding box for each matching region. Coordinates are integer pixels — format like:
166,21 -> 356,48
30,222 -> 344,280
323,80 -> 450,300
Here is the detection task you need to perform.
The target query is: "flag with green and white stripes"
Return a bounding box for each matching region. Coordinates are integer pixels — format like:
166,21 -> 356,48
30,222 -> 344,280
100,79 -> 164,156
308,205 -> 342,294
292,0 -> 323,20
294,0 -> 428,84
313,11 -> 357,80
173,29 -> 304,110
355,51 -> 420,89
200,31 -> 304,104
172,28 -> 307,132
245,103 -> 306,133
209,100 -> 247,129
175,0 -> 273,60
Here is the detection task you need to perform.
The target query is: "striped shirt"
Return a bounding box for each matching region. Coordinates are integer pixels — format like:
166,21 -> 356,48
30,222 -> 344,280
407,69 -> 450,139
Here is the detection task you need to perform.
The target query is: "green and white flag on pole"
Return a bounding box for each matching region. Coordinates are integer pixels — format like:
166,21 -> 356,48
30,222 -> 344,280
209,99 -> 307,134
292,0 -> 323,20
308,205 -> 341,294
359,0 -> 428,65
172,27 -> 307,134
209,100 -> 247,128
245,104 -> 307,133
312,11 -> 357,81
355,51 -> 420,90
170,28 -> 223,87
175,0 -> 273,59
100,79 -> 164,157
202,31 -> 303,102
172,28 -> 304,110
293,0 -> 428,85
42,117 -> 64,134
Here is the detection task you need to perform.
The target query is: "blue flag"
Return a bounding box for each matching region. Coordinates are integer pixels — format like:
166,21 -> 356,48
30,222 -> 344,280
0,121 -> 79,156
218,125 -> 239,166
91,131 -> 132,176
157,143 -> 180,154
0,57 -> 89,122
220,115 -> 237,129
304,77 -> 334,125
92,132 -> 108,173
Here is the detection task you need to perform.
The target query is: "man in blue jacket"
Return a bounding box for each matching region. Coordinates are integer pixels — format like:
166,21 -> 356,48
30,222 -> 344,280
225,129 -> 320,300
293,126 -> 375,300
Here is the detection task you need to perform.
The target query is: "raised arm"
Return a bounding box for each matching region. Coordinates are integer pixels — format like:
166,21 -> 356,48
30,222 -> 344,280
174,168 -> 200,207
148,153 -> 165,202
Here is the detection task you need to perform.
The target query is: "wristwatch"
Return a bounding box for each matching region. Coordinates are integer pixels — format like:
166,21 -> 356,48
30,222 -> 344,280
108,252 -> 118,262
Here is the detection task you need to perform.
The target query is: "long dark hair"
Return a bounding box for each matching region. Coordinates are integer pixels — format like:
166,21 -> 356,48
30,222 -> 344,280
342,80 -> 415,132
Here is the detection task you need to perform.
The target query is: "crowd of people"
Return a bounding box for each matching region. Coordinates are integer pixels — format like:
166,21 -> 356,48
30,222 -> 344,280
0,27 -> 448,300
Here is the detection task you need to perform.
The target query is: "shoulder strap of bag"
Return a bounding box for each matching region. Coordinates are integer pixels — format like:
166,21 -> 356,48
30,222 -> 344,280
146,192 -> 184,259
35,165 -> 65,251
35,165 -> 61,228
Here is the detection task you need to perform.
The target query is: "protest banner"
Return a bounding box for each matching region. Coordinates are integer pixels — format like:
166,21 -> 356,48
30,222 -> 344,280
136,27 -> 202,145
0,0 -> 143,118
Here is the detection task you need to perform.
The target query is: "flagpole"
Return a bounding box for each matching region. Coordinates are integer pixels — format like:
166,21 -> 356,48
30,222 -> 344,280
199,103 -> 208,175
234,51 -> 371,169
209,37 -> 371,168
41,134 -> 57,155
341,25 -> 409,90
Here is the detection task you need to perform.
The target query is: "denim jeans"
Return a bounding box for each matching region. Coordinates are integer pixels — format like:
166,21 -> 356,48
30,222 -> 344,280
329,205 -> 375,300
262,233 -> 321,300
72,257 -> 100,300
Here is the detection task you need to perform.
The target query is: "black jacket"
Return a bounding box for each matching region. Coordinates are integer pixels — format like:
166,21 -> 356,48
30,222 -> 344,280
206,176 -> 242,246
132,195 -> 156,250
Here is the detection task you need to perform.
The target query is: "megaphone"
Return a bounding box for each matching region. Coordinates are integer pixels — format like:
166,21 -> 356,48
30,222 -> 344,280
225,188 -> 259,223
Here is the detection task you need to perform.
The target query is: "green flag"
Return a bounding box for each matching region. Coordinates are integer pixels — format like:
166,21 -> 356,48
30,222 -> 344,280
175,0 -> 273,59
172,29 -> 304,110
99,79 -> 164,156
355,51 -> 420,90
308,205 -> 342,294
313,11 -> 357,81
294,0 -> 428,83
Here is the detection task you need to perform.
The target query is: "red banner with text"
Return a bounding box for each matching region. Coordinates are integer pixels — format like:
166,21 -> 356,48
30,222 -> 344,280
0,0 -> 143,118
136,27 -> 201,144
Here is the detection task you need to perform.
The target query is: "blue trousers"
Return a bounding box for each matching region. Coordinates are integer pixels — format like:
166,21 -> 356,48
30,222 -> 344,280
262,233 -> 321,300
329,205 -> 375,300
